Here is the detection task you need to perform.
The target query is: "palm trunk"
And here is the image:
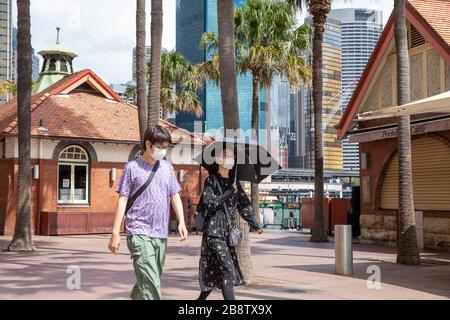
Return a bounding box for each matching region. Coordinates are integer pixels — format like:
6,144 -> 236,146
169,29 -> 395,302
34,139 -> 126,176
251,75 -> 260,224
310,11 -> 329,243
148,0 -> 163,126
217,0 -> 240,132
394,0 -> 420,265
218,0 -> 254,283
136,0 -> 148,140
8,0 -> 34,252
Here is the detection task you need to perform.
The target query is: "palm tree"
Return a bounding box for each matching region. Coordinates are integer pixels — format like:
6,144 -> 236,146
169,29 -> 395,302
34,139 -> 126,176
0,79 -> 17,99
147,52 -> 203,120
148,0 -> 163,125
393,0 -> 420,265
287,0 -> 331,242
236,0 -> 311,225
215,0 -> 244,282
217,0 -> 240,131
136,0 -> 147,140
8,0 -> 34,252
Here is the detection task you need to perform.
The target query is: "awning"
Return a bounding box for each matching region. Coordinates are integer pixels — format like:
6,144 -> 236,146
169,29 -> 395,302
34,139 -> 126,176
358,91 -> 450,121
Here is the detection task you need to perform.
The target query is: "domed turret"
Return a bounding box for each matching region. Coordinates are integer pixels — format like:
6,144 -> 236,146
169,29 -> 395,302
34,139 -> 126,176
34,27 -> 78,93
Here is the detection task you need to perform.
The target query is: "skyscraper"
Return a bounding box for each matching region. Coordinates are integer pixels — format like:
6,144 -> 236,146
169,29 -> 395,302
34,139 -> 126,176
176,0 -> 267,137
0,0 -> 14,103
10,28 -> 39,83
31,48 -> 40,82
329,8 -> 383,171
269,75 -> 291,168
0,9 -> 40,102
175,0 -> 205,132
288,88 -> 306,169
304,16 -> 343,171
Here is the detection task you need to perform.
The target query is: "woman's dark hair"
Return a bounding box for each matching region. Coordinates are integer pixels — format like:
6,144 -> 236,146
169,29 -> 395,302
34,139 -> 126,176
142,124 -> 172,151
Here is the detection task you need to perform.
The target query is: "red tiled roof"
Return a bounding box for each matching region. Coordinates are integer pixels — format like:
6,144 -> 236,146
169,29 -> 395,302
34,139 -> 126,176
408,0 -> 450,48
0,70 -> 89,134
0,69 -> 206,145
337,0 -> 450,139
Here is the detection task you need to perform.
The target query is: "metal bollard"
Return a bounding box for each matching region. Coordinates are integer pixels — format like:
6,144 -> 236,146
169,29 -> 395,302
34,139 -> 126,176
335,224 -> 353,275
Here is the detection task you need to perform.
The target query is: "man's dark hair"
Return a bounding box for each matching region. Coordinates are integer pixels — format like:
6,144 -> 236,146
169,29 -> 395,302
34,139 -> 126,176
142,124 -> 172,151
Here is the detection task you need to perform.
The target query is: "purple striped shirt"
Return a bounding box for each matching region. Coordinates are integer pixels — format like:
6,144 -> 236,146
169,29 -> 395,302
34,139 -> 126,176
116,158 -> 181,238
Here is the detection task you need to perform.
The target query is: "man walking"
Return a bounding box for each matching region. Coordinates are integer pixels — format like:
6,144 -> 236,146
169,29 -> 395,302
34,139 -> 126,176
108,124 -> 188,300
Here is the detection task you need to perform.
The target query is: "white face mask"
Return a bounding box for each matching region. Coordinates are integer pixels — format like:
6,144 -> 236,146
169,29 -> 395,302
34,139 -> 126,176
217,157 -> 234,170
152,147 -> 167,161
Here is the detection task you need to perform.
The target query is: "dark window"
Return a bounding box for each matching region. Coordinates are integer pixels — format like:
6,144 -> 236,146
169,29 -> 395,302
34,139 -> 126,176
60,58 -> 68,72
48,58 -> 56,71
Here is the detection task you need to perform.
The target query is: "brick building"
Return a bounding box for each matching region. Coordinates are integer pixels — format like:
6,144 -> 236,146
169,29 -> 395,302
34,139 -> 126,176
0,38 -> 209,236
337,0 -> 450,251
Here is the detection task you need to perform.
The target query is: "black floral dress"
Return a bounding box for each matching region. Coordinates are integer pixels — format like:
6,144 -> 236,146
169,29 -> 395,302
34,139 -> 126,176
198,173 -> 261,291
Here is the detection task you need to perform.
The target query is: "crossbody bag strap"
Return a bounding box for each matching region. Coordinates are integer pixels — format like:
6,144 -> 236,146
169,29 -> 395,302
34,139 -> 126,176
125,160 -> 160,215
212,175 -> 232,227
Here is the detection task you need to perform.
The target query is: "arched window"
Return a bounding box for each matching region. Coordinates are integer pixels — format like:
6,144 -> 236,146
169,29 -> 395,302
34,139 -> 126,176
58,146 -> 89,204
48,58 -> 56,72
60,58 -> 68,72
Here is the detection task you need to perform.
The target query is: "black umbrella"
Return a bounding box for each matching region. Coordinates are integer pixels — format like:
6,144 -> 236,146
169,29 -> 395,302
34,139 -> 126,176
194,137 -> 281,183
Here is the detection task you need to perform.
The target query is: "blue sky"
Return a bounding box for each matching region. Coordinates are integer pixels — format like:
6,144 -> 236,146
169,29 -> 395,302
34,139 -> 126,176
14,0 -> 394,85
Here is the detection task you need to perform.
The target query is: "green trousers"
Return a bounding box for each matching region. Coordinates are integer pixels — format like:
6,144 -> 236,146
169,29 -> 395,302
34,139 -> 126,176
127,235 -> 167,300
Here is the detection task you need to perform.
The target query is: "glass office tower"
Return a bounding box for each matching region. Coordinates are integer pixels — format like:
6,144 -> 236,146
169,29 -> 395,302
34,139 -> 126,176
176,0 -> 267,138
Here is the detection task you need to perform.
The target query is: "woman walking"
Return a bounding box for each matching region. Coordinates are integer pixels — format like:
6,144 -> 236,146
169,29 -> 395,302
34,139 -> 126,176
196,147 -> 262,300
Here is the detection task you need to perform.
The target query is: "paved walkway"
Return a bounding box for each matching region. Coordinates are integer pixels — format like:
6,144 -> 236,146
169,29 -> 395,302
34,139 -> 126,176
0,230 -> 449,300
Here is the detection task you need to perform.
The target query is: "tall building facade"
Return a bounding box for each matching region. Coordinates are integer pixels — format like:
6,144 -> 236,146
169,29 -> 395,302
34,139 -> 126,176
176,0 -> 267,139
31,48 -> 40,82
304,17 -> 343,171
0,0 -> 14,102
269,75 -> 291,167
175,0 -> 206,132
288,88 -> 306,169
10,28 -> 40,83
329,8 -> 383,171
0,6 -> 40,102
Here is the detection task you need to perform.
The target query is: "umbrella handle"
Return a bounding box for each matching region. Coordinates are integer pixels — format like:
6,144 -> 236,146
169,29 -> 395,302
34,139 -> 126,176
233,143 -> 238,184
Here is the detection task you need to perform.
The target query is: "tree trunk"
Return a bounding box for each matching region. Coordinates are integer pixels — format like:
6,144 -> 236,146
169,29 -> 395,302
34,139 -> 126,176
218,0 -> 254,283
251,75 -> 260,224
136,0 -> 148,140
235,214 -> 253,283
310,12 -> 329,243
394,0 -> 420,265
217,0 -> 240,132
148,0 -> 163,126
8,0 -> 34,252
